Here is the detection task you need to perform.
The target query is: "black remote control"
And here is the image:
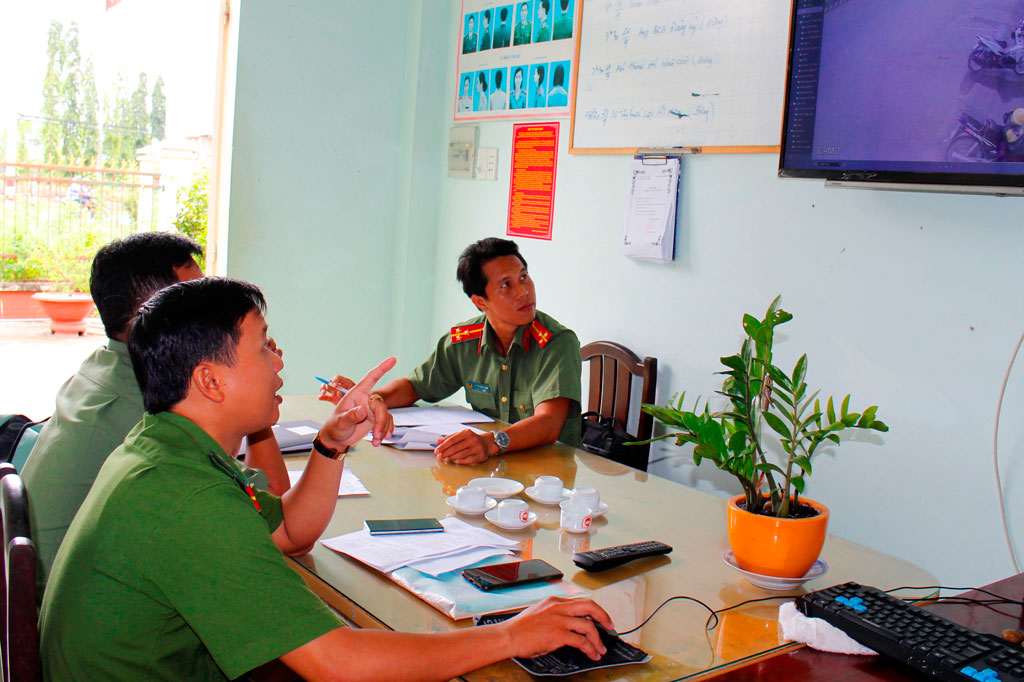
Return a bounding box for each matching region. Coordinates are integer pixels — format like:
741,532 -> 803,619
573,541 -> 673,572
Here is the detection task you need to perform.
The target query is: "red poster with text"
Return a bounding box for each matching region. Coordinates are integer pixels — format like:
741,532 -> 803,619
507,122 -> 559,241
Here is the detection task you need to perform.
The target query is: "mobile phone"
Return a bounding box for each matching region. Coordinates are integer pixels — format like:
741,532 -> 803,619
364,518 -> 444,535
462,559 -> 563,591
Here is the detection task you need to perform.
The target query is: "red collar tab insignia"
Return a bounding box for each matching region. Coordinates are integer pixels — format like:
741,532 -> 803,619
451,323 -> 485,345
528,320 -> 551,348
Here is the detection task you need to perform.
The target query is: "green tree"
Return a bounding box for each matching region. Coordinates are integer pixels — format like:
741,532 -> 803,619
80,59 -> 100,164
130,73 -> 149,150
41,20 -> 65,163
173,169 -> 209,263
150,76 -> 166,141
16,119 -> 32,163
61,22 -> 83,163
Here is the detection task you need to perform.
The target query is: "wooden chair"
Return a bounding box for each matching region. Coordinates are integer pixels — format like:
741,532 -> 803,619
581,341 -> 658,470
1,466 -> 40,682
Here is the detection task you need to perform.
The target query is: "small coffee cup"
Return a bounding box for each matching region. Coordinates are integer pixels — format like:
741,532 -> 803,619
559,498 -> 593,533
495,499 -> 530,525
569,486 -> 600,510
455,485 -> 486,510
533,475 -> 564,499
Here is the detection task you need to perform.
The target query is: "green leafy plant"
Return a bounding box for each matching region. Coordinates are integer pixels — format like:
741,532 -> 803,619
172,169 -> 208,267
641,296 -> 888,519
32,227 -> 102,293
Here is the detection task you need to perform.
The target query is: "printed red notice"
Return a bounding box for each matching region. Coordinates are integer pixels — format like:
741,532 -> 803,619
507,122 -> 559,240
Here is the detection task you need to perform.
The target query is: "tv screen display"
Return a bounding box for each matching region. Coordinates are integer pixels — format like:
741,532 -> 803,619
779,0 -> 1024,190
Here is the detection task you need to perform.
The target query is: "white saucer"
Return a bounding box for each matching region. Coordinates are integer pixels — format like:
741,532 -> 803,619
445,495 -> 497,516
722,550 -> 829,591
524,485 -> 571,505
591,501 -> 610,518
469,477 -> 524,499
484,508 -> 537,530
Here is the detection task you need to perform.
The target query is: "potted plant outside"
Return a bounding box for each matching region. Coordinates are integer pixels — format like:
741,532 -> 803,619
31,231 -> 97,335
641,297 -> 888,578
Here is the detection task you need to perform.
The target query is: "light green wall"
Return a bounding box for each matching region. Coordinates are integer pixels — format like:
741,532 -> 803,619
229,1 -> 1024,587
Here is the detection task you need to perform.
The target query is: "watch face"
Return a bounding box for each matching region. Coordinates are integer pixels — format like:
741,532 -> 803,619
494,431 -> 510,450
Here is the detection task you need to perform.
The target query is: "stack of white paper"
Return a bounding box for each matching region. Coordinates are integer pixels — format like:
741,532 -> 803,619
321,517 -> 518,575
374,423 -> 487,451
390,405 -> 494,427
287,464 -> 370,497
620,156 -> 679,263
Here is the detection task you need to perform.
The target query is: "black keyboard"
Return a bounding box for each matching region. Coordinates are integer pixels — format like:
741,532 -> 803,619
476,612 -> 651,676
796,582 -> 1024,682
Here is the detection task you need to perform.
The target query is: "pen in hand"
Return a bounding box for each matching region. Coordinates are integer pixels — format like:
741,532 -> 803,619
315,376 -> 350,397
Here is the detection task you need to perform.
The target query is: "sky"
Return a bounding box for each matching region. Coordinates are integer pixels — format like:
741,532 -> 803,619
1,0 -> 220,155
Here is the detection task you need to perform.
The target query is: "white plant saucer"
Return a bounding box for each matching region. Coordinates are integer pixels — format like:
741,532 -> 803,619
722,550 -> 829,591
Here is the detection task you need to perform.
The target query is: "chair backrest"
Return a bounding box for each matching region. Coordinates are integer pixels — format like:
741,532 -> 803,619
1,469 -> 40,682
9,419 -> 48,472
581,341 -> 658,455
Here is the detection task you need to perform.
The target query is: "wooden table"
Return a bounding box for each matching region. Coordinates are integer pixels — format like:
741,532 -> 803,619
280,396 -> 936,681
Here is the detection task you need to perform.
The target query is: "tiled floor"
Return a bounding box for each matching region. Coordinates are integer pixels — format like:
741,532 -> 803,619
0,318 -> 107,421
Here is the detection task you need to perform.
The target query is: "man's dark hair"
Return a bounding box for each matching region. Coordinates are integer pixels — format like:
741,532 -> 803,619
560,0 -> 569,11
456,238 -> 527,299
553,65 -> 565,87
128,277 -> 266,414
540,0 -> 550,14
495,70 -> 503,88
484,9 -> 491,22
501,8 -> 508,21
90,232 -> 202,338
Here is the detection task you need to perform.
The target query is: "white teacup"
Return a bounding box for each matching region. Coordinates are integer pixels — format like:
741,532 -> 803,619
533,475 -> 564,499
569,486 -> 600,510
559,498 -> 593,533
455,485 -> 487,510
495,499 -> 530,525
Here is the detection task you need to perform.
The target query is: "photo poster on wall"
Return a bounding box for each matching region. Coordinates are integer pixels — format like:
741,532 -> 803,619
454,0 -> 577,121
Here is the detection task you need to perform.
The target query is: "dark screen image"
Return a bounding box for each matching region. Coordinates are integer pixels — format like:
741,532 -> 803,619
463,560 -> 563,589
364,518 -> 443,534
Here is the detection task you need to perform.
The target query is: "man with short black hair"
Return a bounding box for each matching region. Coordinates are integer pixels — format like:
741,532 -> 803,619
493,6 -> 511,47
40,277 -> 611,681
22,232 -> 289,592
333,238 -> 582,465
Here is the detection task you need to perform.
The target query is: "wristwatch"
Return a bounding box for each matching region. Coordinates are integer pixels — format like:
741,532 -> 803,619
312,434 -> 350,460
492,430 -> 510,454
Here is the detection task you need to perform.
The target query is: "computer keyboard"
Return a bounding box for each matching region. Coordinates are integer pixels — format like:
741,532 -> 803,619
476,612 -> 651,676
796,582 -> 1024,682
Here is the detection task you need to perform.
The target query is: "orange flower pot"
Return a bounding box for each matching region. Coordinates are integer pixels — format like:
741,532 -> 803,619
726,494 -> 828,579
32,292 -> 95,335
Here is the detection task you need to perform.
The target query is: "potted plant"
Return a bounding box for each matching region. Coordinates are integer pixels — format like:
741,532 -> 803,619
641,296 -> 888,578
31,231 -> 97,335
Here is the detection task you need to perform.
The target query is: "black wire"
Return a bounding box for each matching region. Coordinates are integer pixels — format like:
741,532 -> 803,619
616,595 -> 718,636
885,584 -> 1024,607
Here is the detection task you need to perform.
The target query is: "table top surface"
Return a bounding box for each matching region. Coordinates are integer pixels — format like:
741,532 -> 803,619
280,396 -> 936,681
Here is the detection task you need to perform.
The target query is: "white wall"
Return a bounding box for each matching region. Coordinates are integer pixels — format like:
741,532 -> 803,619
229,1 -> 1024,587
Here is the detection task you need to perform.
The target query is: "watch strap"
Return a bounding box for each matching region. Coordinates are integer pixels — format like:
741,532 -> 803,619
312,435 -> 350,460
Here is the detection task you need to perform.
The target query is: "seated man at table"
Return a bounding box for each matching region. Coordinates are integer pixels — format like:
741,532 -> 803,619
39,277 -> 612,682
326,237 -> 582,466
22,233 -> 293,594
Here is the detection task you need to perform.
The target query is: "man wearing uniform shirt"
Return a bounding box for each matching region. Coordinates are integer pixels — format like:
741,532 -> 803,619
493,6 -> 512,48
513,2 -> 532,45
462,14 -> 478,54
327,238 -> 581,466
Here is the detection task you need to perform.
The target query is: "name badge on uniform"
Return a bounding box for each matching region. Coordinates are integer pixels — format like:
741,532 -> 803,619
467,381 -> 492,394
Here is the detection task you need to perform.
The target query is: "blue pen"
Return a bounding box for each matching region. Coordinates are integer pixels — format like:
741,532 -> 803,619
315,376 -> 350,396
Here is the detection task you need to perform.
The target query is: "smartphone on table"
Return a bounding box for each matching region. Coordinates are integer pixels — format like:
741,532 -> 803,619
364,518 -> 444,535
462,559 -> 563,591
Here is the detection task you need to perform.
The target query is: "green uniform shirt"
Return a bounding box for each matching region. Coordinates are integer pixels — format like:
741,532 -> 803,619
22,340 -> 143,591
514,21 -> 532,45
39,412 -> 339,682
463,31 -> 477,53
534,18 -> 551,42
553,14 -> 573,40
407,310 -> 582,447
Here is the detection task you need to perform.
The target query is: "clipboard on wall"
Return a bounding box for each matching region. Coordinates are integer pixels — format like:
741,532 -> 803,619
568,0 -> 791,155
620,155 -> 680,263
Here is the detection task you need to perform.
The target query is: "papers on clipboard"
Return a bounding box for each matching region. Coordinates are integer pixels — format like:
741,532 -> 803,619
620,156 -> 679,263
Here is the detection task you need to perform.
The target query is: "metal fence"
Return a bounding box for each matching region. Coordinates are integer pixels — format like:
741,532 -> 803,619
0,162 -> 161,285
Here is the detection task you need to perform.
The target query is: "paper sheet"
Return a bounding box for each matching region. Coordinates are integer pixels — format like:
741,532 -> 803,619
287,464 -> 370,497
620,156 -> 679,263
372,424 -> 487,450
405,547 -> 515,577
390,405 -> 494,427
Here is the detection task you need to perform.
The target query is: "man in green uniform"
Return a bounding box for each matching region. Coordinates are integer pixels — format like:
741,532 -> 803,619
534,0 -> 552,42
552,0 -> 573,40
463,13 -> 478,53
513,2 -> 532,45
333,238 -> 582,466
493,6 -> 511,48
40,277 -> 612,681
21,233 -> 290,595
479,9 -> 492,50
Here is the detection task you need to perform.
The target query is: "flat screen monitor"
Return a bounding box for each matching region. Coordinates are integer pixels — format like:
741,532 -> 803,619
778,0 -> 1024,193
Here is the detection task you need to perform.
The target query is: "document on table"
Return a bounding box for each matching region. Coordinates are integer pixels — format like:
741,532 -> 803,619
321,516 -> 519,573
243,419 -> 320,454
620,156 -> 679,263
390,405 -> 494,427
372,424 -> 487,450
287,464 -> 370,497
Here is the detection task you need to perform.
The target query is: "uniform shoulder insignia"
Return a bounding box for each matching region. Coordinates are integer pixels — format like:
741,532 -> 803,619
450,323 -> 485,344
528,319 -> 552,348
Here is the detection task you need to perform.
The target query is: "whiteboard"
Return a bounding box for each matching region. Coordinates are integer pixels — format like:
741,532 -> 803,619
570,0 -> 791,153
